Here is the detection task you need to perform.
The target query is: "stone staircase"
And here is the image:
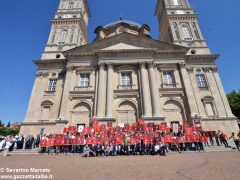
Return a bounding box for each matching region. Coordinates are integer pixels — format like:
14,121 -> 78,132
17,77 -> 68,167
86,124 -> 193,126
0,140 -> 238,155
0,149 -> 40,155
204,140 -> 238,152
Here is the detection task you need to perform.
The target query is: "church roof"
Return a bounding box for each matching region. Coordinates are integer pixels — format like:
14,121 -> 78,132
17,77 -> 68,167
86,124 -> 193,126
104,20 -> 141,29
63,32 -> 189,57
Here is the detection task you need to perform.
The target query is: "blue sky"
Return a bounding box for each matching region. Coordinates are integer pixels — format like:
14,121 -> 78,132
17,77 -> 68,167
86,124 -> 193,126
0,0 -> 239,124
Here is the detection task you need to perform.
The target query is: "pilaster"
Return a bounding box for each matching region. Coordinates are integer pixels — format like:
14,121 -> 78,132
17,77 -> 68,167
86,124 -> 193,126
139,62 -> 152,117
106,63 -> 114,118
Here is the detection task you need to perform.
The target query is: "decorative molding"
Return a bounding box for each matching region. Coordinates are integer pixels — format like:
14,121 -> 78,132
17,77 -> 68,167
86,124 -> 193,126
186,67 -> 194,73
36,72 -> 49,78
202,67 -> 211,73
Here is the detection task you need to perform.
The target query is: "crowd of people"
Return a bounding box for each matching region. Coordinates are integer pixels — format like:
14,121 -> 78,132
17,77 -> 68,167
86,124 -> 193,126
37,120 -> 240,157
0,134 -> 41,156
39,130 -> 240,157
0,121 -> 240,157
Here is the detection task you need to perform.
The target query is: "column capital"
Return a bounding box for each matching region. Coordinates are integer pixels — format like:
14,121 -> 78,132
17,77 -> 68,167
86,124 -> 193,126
202,67 -> 211,73
178,63 -> 186,69
98,62 -> 105,70
147,61 -> 157,69
66,66 -> 74,72
106,62 -> 114,69
139,62 -> 147,69
211,67 -> 218,72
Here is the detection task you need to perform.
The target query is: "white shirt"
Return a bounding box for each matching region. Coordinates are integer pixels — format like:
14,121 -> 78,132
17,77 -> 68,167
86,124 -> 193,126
5,141 -> 12,149
0,140 -> 5,150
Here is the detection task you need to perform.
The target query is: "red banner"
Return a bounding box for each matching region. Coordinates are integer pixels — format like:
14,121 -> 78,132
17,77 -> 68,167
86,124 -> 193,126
163,135 -> 173,143
138,119 -> 145,125
185,127 -> 193,135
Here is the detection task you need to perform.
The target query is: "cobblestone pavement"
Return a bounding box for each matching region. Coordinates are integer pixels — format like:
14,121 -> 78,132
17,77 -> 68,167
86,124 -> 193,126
0,152 -> 239,180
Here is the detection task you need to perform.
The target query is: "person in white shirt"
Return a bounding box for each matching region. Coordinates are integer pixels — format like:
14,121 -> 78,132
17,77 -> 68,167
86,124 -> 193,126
0,137 -> 6,151
154,143 -> 160,155
3,136 -> 13,157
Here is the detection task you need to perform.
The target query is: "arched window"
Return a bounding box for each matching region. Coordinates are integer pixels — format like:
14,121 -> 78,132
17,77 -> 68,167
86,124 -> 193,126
172,0 -> 180,5
58,30 -> 68,44
51,30 -> 57,44
68,2 -> 74,9
70,30 -> 74,43
173,23 -> 180,40
181,24 -> 192,40
167,28 -> 173,43
41,100 -> 53,120
192,22 -> 201,40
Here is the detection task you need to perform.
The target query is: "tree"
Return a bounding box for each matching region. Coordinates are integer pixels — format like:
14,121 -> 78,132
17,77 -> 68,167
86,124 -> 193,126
0,119 -> 2,127
227,90 -> 240,119
7,121 -> 11,128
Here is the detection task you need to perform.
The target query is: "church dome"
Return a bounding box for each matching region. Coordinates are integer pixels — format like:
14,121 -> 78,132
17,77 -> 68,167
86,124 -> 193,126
94,18 -> 151,40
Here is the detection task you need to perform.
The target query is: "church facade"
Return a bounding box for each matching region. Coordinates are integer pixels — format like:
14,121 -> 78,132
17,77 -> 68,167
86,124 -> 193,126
21,0 -> 239,135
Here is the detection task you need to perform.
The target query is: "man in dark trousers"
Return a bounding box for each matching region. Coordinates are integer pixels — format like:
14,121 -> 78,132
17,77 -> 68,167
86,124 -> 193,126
95,142 -> 102,156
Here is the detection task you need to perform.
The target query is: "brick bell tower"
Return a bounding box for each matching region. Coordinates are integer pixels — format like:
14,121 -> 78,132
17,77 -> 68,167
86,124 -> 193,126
155,0 -> 210,55
41,0 -> 90,60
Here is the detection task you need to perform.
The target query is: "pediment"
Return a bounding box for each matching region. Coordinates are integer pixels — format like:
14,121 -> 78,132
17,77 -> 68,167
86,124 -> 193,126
63,33 -> 189,56
101,43 -> 145,50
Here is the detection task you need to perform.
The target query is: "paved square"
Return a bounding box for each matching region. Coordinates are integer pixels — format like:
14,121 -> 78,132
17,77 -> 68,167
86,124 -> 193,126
0,152 -> 239,180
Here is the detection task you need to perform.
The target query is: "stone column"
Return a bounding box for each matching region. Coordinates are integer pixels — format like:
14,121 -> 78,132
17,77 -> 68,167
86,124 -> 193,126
139,62 -> 152,117
148,62 -> 161,117
106,63 -> 114,118
93,68 -> 99,118
59,66 -> 74,120
179,63 -> 199,117
211,67 -> 234,117
96,63 -> 106,118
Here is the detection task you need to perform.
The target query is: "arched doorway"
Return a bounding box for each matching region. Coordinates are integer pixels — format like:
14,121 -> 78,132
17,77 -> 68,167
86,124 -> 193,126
72,102 -> 91,125
163,100 -> 185,126
117,101 -> 137,125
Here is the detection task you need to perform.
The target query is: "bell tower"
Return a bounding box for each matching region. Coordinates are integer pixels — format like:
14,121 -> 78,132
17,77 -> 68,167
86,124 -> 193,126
41,0 -> 90,60
155,0 -> 210,54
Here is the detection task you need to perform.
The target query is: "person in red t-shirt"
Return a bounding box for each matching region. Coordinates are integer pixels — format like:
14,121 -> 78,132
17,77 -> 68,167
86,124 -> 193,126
220,132 -> 229,148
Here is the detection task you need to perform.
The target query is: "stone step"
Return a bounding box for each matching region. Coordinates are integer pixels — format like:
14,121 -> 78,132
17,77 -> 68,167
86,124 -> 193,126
204,146 -> 237,152
1,145 -> 238,155
0,149 -> 40,155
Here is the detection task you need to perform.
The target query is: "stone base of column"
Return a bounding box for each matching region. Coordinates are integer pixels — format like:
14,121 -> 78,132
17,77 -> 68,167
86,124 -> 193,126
93,117 -> 116,122
153,114 -> 164,118
143,116 -> 165,121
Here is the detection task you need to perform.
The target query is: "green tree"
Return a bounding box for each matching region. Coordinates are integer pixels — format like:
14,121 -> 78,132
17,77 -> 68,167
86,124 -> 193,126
0,119 -> 2,127
0,127 -> 20,136
227,90 -> 240,119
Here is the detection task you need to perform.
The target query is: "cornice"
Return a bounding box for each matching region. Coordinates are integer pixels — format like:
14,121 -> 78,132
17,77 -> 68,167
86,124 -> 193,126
185,54 -> 220,60
167,14 -> 198,20
51,19 -> 81,24
21,121 -> 56,126
34,59 -> 67,65
65,49 -> 188,58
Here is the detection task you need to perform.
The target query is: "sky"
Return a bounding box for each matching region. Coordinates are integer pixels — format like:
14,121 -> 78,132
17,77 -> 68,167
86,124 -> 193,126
0,0 -> 239,124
